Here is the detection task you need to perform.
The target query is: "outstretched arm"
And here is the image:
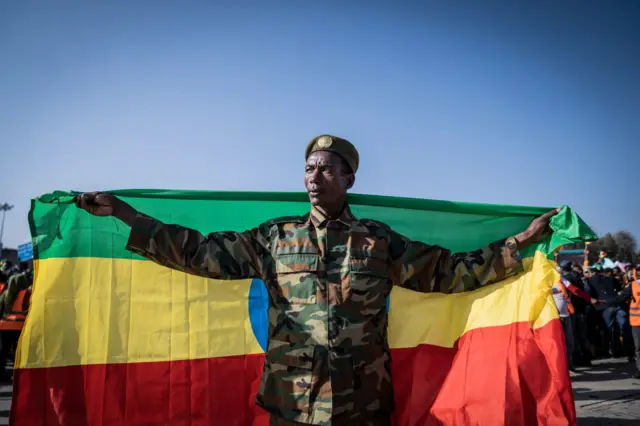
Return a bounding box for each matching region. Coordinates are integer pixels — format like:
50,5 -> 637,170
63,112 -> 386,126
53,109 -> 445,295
76,192 -> 272,280
390,209 -> 559,293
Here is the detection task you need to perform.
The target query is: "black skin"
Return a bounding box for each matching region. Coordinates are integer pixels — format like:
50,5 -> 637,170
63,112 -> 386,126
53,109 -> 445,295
75,149 -> 558,251
304,150 -> 355,219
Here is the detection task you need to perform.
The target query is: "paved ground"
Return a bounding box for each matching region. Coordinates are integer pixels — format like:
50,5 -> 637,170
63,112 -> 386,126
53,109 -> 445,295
0,358 -> 637,425
0,377 -> 8,426
573,358 -> 640,425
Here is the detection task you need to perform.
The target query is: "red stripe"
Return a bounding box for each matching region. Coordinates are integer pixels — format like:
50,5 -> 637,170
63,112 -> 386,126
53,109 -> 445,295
391,320 -> 575,426
11,320 -> 574,426
11,355 -> 269,426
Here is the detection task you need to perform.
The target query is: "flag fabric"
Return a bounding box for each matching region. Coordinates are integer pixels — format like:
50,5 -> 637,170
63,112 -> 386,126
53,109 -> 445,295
11,190 -> 595,426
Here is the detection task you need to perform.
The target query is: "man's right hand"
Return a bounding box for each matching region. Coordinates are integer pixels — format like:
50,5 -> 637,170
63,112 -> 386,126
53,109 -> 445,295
75,192 -> 138,226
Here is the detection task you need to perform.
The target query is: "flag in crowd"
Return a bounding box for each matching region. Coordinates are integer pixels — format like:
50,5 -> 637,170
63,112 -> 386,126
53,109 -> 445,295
10,190 -> 596,425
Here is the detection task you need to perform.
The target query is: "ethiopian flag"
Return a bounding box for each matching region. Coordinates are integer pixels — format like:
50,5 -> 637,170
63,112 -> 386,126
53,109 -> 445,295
11,190 -> 595,426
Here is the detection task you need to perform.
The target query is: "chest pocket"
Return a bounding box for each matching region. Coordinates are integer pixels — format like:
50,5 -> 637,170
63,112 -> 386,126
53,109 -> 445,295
348,254 -> 390,306
275,253 -> 320,304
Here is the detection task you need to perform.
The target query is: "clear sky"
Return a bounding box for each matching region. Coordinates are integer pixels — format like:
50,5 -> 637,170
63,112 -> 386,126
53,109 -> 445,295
1,1 -> 638,249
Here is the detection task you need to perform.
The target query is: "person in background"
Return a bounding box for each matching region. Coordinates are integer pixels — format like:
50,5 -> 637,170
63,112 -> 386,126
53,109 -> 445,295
0,261 -> 14,284
611,267 -> 624,291
0,266 -> 32,382
565,263 -> 594,365
604,267 -> 623,294
616,264 -> 639,379
623,266 -> 637,288
552,265 -> 601,372
588,266 -> 635,360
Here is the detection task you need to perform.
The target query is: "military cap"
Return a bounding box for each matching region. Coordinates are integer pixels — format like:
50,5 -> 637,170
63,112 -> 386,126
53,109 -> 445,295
305,134 -> 359,173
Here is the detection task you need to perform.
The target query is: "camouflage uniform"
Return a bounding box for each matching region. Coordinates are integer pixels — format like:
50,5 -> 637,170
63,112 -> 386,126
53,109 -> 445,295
126,205 -> 522,425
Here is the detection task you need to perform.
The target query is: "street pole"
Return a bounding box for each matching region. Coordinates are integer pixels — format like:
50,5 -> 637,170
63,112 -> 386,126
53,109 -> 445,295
0,203 -> 14,252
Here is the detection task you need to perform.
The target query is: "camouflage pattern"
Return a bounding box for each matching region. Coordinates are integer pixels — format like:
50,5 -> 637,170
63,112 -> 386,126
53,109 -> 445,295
126,205 -> 522,425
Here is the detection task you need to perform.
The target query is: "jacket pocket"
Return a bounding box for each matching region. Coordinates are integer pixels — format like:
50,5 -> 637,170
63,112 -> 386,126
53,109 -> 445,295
260,341 -> 316,413
275,253 -> 320,304
347,255 -> 389,307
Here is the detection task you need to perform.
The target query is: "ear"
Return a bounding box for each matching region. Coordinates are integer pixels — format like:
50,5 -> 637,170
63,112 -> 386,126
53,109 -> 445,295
345,173 -> 355,190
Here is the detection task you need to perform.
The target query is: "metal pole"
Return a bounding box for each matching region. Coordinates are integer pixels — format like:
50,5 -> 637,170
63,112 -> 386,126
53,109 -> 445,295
0,203 -> 14,251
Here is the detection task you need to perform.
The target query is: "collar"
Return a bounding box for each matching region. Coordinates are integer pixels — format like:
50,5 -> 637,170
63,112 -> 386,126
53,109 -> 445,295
309,204 -> 355,228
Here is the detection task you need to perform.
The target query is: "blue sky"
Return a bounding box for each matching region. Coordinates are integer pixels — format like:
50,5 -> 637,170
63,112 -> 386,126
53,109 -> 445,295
1,1 -> 638,249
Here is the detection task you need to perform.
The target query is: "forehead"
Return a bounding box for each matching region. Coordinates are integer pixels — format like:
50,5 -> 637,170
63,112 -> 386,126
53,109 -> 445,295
306,150 -> 342,166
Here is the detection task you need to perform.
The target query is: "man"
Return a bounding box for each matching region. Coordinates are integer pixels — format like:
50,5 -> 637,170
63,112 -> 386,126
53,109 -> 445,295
617,265 -> 640,378
76,135 -> 558,426
551,263 -> 599,371
0,264 -> 32,381
566,264 -> 597,365
0,261 -> 15,284
588,267 -> 634,359
610,267 -> 624,291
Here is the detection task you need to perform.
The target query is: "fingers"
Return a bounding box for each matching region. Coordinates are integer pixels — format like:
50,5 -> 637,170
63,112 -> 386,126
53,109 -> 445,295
539,208 -> 561,221
74,192 -> 97,209
74,193 -> 85,208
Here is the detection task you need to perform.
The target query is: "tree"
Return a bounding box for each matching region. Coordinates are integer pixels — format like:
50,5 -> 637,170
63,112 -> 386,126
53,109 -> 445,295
585,231 -> 639,265
613,231 -> 637,263
586,233 -> 617,264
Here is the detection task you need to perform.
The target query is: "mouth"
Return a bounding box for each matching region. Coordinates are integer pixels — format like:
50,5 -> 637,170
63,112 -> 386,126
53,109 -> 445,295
308,188 -> 324,197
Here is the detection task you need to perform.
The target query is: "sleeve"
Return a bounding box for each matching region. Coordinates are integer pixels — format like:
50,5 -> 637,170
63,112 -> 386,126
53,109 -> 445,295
617,284 -> 632,301
388,230 -> 523,294
583,279 -> 593,297
563,279 -> 592,302
125,213 -> 273,280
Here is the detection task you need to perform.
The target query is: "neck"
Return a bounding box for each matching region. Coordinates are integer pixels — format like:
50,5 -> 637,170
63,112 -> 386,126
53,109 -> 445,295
314,202 -> 345,219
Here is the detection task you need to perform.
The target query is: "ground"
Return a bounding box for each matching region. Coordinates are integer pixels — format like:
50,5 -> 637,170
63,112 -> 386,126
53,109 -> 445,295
0,358 -> 638,425
572,358 -> 640,425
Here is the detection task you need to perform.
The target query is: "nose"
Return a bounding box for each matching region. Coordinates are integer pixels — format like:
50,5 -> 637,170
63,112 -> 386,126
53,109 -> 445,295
309,168 -> 321,184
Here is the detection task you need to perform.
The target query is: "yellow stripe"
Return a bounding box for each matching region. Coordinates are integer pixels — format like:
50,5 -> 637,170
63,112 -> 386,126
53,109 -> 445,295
388,251 -> 559,348
18,258 -> 263,369
18,252 -> 559,368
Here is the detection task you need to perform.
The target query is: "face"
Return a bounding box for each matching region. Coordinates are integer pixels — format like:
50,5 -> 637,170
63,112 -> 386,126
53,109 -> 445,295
304,151 -> 354,212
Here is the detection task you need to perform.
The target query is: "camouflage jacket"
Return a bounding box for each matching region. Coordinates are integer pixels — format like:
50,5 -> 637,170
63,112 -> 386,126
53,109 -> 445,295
126,205 -> 522,425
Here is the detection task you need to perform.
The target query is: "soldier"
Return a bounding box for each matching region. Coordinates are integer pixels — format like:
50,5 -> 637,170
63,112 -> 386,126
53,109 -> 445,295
76,135 -> 558,426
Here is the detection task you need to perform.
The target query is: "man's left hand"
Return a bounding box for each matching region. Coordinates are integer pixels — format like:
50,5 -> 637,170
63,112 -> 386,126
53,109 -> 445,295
515,208 -> 561,250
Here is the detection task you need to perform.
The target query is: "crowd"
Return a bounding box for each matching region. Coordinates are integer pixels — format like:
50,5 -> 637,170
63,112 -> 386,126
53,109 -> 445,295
0,260 -> 33,382
553,253 -> 640,379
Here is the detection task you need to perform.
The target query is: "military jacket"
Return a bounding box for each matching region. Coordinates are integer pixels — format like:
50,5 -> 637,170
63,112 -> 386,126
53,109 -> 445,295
126,205 -> 522,425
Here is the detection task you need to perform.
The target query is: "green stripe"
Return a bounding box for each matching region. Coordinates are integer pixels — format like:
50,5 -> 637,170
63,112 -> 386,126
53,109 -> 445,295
29,190 -> 596,260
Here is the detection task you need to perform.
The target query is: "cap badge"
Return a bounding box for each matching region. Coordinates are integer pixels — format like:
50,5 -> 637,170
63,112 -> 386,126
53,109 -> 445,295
317,136 -> 333,148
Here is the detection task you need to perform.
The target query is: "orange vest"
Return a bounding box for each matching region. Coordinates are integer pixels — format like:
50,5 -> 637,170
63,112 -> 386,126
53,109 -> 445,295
630,276 -> 640,327
0,288 -> 30,331
557,280 -> 575,315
